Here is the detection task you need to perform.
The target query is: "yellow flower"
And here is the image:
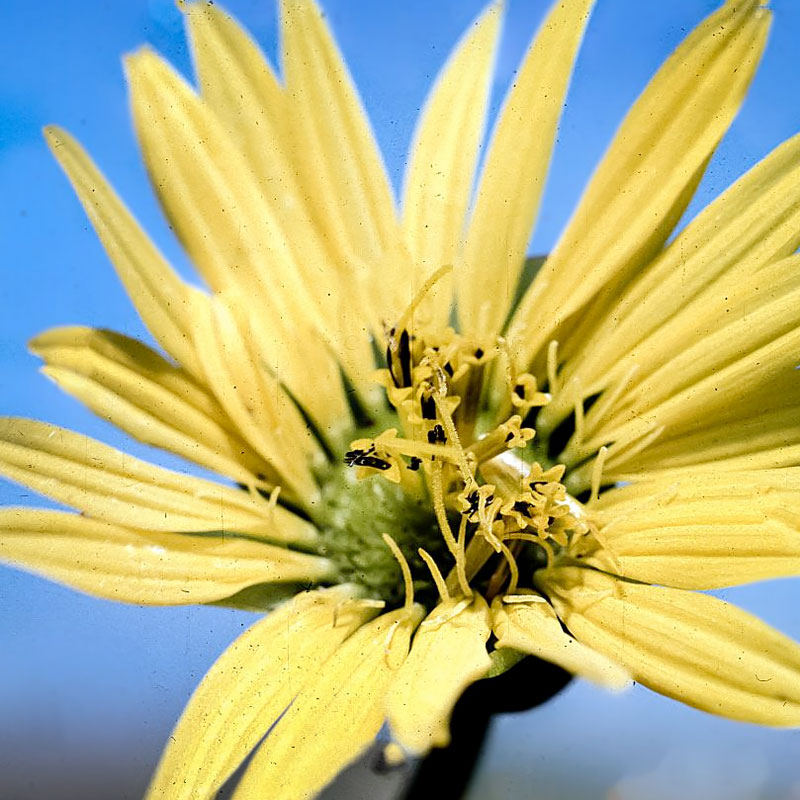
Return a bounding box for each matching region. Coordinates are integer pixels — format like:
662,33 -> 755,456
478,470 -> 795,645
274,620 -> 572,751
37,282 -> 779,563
4,0 -> 800,797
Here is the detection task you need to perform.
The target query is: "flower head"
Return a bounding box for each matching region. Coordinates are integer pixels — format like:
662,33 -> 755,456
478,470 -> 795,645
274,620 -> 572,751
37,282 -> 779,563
5,0 -> 800,797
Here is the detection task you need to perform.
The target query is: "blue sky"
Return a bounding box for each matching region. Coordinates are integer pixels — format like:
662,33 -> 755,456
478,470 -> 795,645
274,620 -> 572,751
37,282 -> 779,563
2,1 -> 800,798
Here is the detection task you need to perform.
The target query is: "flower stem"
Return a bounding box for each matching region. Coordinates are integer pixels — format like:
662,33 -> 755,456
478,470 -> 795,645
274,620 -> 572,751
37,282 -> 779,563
401,657 -> 571,799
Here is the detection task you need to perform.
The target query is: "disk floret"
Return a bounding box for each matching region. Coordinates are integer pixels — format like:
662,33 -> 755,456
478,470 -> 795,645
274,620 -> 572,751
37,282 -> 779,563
342,323 -> 597,604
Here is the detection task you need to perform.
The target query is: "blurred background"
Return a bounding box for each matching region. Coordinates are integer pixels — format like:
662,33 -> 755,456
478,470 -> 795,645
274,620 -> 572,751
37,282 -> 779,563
2,0 -> 800,797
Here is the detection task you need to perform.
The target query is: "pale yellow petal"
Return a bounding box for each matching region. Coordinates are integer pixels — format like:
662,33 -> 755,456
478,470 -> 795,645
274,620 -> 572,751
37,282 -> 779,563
125,48 -> 351,436
0,417 -> 317,545
509,0 -> 769,370
30,326 -> 276,488
491,593 -> 630,689
578,257 -> 800,446
585,470 -> 800,589
185,4 -> 381,402
544,133 -> 800,431
281,0 -> 403,326
401,3 -> 501,327
458,0 -> 594,336
387,595 -> 492,755
538,566 -> 800,725
147,586 -> 378,800
0,509 -> 334,605
44,126 -> 203,378
188,290 -> 322,504
233,605 -> 424,800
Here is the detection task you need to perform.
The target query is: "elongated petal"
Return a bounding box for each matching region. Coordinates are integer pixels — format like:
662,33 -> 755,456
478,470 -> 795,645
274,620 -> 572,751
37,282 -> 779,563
491,593 -> 629,689
401,3 -> 501,326
147,586 -> 378,800
30,326 -> 276,488
510,0 -> 769,369
586,470 -> 800,589
544,132 -> 800,432
538,566 -> 800,725
233,605 -> 424,800
281,0 -> 403,326
188,291 -> 321,504
185,4 -> 380,402
125,48 -> 351,436
185,1 -> 286,165
387,595 -> 492,754
458,0 -> 594,336
0,509 -> 333,605
583,257 -> 800,443
44,126 -> 203,378
0,417 -> 317,545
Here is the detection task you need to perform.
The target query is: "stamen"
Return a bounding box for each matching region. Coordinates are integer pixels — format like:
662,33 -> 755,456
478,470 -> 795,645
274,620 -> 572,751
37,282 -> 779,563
455,516 -> 471,597
432,391 -> 474,486
429,460 -> 459,558
505,532 -> 555,567
382,533 -> 415,610
497,540 -> 520,594
395,264 -> 454,333
418,547 -> 451,602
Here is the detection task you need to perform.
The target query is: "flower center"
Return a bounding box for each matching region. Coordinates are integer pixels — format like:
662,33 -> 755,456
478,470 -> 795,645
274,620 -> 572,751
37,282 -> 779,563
315,460 -> 449,608
310,304 -> 601,611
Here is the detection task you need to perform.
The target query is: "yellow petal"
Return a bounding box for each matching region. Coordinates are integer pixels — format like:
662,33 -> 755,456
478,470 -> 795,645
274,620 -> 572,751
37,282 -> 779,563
232,605 -> 424,800
401,3 -> 501,327
458,0 -> 594,336
0,417 -> 317,546
44,126 -> 203,378
281,0 -> 402,326
537,566 -> 800,725
491,593 -> 630,689
387,595 -> 492,754
0,509 -> 334,605
509,0 -> 770,370
185,1 -> 286,164
587,470 -> 800,589
125,48 -> 351,436
30,326 -> 276,488
584,256 -> 800,443
147,586 -> 378,800
613,400 -> 800,476
185,4 -> 381,403
187,290 -> 322,504
546,132 -> 800,431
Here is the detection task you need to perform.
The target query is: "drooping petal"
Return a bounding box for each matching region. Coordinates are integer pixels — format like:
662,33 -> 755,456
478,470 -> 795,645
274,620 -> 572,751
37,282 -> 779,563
458,0 -> 594,336
401,3 -> 501,327
146,586 -> 378,800
30,326 -> 276,488
280,0 -> 403,326
125,47 -> 351,437
585,470 -> 800,589
44,126 -> 203,378
491,593 -> 630,689
386,595 -> 492,755
232,605 -> 424,800
509,0 -> 770,371
0,417 -> 317,546
537,566 -> 800,725
0,509 -> 334,605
